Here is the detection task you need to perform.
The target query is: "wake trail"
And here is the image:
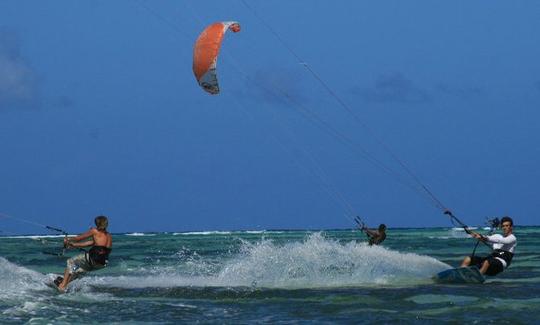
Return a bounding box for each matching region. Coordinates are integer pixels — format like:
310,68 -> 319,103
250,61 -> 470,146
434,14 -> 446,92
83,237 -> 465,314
89,233 -> 450,289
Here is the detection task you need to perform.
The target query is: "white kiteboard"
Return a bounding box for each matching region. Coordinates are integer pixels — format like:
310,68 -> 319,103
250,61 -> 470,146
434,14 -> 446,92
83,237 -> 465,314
434,266 -> 485,284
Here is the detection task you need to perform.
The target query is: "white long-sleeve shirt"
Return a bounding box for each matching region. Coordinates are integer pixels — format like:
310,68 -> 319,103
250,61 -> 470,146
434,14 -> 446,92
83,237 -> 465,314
486,233 -> 517,253
485,233 -> 517,268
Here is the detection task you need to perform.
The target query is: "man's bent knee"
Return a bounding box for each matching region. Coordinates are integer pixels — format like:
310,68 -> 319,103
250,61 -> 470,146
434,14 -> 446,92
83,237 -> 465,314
479,260 -> 490,274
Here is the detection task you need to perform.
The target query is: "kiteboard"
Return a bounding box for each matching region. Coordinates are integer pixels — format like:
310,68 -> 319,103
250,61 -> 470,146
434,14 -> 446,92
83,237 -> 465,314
434,266 -> 485,284
45,275 -> 64,292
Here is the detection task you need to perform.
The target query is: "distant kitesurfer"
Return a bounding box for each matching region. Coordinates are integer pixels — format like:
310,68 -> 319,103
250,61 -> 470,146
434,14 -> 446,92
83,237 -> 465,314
460,216 -> 516,276
56,215 -> 112,292
360,223 -> 387,246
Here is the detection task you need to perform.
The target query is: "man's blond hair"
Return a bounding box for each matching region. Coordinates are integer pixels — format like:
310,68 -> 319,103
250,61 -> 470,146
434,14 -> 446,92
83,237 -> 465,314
95,215 -> 108,231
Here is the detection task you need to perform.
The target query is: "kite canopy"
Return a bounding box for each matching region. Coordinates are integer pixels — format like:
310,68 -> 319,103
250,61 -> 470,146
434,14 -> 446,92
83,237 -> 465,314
193,21 -> 241,95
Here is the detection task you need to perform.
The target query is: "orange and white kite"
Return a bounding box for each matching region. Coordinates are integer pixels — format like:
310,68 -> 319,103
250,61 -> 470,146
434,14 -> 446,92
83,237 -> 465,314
193,21 -> 241,95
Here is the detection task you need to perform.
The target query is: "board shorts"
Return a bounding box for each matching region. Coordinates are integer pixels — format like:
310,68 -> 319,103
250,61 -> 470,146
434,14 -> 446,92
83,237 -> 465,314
470,255 -> 504,276
67,253 -> 104,276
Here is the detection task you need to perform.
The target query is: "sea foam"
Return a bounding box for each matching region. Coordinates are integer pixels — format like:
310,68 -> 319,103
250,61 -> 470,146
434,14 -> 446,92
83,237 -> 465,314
87,233 -> 450,289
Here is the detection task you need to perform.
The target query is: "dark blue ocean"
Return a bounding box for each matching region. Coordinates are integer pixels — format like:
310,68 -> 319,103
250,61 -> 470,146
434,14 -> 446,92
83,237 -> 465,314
1,227 -> 539,323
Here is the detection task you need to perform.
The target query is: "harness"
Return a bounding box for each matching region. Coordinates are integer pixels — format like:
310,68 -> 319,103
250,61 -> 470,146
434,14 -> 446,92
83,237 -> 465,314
368,232 -> 386,245
490,249 -> 514,268
87,246 -> 111,266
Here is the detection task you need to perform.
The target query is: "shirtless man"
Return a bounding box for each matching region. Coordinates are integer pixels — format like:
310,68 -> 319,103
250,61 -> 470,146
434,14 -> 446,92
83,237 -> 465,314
56,215 -> 112,292
361,224 -> 387,246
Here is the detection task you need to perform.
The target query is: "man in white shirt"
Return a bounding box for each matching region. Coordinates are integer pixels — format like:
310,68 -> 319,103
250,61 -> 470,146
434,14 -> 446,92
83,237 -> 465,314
460,216 -> 516,276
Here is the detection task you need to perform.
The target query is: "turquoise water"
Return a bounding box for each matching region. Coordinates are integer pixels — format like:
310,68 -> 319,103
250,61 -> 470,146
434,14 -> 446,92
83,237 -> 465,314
1,227 -> 539,323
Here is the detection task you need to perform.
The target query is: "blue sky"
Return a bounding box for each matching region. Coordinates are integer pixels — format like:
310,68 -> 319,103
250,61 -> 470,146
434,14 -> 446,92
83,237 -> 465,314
1,1 -> 539,234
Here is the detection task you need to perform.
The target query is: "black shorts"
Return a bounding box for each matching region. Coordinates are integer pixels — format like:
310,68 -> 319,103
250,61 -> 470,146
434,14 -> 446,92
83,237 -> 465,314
470,255 -> 504,276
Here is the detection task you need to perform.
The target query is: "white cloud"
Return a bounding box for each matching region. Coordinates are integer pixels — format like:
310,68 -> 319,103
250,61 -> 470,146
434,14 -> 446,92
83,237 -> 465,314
355,72 -> 430,104
0,28 -> 37,109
